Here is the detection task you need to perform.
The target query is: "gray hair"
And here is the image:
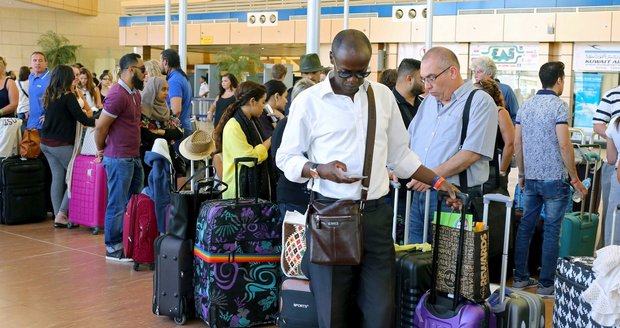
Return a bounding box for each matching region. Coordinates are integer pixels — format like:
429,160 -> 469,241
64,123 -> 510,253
291,78 -> 316,101
471,57 -> 497,78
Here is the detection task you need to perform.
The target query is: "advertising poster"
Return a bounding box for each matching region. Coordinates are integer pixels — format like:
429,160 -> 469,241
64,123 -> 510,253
573,73 -> 603,130
574,44 -> 620,72
470,44 -> 539,71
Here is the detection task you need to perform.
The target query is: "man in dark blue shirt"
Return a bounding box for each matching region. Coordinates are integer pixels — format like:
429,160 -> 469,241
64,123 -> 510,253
160,49 -> 193,138
27,51 -> 50,130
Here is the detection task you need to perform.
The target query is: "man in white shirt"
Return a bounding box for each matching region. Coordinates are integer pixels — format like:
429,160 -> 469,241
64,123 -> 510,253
276,29 -> 458,328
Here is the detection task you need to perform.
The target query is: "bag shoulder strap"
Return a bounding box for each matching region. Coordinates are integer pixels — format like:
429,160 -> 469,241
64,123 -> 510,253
17,81 -> 28,98
458,89 -> 480,190
361,84 -> 377,201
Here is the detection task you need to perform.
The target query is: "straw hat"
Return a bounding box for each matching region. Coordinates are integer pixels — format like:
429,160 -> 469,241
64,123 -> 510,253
150,138 -> 172,164
179,130 -> 215,161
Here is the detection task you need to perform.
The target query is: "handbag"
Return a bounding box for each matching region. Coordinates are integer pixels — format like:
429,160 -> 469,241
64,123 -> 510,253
282,210 -> 307,278
306,85 -> 377,266
80,127 -> 97,155
20,128 -> 41,159
167,167 -> 227,240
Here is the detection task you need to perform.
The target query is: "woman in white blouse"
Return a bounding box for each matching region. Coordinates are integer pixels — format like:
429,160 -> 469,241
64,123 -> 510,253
78,67 -> 102,110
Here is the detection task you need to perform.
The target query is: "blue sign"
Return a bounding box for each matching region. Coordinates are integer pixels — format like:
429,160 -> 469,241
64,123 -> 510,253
573,73 -> 603,130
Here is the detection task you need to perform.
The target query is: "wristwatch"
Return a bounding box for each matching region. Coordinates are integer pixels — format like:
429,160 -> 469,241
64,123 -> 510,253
309,163 -> 320,179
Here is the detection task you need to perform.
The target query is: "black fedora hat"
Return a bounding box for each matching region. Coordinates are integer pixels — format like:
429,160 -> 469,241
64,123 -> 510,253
298,53 -> 325,73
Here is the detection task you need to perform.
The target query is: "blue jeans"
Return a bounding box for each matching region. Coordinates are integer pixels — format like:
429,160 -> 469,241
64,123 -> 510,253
103,157 -> 144,253
408,190 -> 453,244
514,179 -> 569,288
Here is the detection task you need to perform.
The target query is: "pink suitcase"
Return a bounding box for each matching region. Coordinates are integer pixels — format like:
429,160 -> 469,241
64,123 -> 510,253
123,193 -> 158,271
68,155 -> 107,234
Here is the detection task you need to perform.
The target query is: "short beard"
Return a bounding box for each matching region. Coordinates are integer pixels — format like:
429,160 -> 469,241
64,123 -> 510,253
132,72 -> 144,91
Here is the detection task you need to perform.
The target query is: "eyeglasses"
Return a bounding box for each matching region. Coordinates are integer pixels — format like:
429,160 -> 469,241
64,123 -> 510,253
132,66 -> 146,74
422,66 -> 451,84
335,69 -> 371,80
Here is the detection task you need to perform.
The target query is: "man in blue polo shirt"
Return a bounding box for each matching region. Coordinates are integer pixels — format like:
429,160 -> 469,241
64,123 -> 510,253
160,49 -> 193,138
28,51 -> 50,130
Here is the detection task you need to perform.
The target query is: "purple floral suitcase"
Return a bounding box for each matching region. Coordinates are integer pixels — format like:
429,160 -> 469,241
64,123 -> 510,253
193,197 -> 282,327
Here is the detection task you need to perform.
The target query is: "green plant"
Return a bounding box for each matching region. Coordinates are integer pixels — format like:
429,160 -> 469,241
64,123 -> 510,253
37,31 -> 81,69
215,48 -> 261,80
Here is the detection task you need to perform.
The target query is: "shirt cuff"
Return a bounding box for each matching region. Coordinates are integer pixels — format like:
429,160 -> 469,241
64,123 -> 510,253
392,151 -> 422,179
102,109 -> 117,119
283,155 -> 311,184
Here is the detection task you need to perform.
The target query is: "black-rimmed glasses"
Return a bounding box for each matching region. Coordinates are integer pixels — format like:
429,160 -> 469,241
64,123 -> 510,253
132,65 -> 146,74
422,66 -> 451,84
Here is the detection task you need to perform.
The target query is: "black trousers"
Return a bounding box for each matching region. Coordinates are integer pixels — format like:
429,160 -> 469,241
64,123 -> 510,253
302,202 -> 395,328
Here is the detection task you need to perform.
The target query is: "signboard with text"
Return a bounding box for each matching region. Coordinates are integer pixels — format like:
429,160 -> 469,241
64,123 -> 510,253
574,44 -> 620,72
470,44 -> 539,71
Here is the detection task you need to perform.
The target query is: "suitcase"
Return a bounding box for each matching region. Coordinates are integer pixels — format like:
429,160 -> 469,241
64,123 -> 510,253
193,157 -> 282,327
559,144 -> 601,257
571,142 -> 603,214
0,156 -> 47,225
277,278 -> 318,328
68,155 -> 107,234
394,186 -> 432,328
553,204 -> 619,328
414,191 -> 496,328
123,193 -> 159,271
152,234 -> 194,325
485,193 -> 546,328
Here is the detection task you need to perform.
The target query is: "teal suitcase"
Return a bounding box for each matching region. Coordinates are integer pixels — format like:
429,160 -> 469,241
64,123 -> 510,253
558,212 -> 598,257
559,143 -> 601,257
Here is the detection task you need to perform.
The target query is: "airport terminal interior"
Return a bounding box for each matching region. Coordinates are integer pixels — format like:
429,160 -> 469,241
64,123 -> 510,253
0,0 -> 619,327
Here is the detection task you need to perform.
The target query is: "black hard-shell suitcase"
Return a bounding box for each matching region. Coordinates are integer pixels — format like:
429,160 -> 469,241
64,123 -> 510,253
0,156 -> 46,224
485,194 -> 545,328
153,234 -> 194,325
394,185 -> 432,328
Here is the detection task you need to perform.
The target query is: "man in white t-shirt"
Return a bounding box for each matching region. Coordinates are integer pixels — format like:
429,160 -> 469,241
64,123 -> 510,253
198,75 -> 209,98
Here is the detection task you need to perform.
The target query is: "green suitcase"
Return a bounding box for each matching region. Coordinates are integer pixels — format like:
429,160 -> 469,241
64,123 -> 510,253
558,212 -> 598,257
559,143 -> 601,257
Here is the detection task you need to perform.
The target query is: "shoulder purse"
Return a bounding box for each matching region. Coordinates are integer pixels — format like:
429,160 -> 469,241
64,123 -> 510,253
306,85 -> 377,266
20,128 -> 41,159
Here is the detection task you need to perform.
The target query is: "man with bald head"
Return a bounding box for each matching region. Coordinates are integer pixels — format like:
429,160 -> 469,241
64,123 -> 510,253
277,30 -> 458,327
406,47 -> 498,243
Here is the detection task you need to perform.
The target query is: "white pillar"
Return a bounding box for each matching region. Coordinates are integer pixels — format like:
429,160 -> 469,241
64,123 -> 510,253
425,0 -> 434,52
306,0 -> 320,54
343,0 -> 349,30
164,0 -> 171,49
179,0 -> 187,71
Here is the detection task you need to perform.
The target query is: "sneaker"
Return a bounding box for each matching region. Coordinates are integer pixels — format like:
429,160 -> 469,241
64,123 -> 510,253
536,284 -> 555,298
512,277 -> 538,289
105,249 -> 133,262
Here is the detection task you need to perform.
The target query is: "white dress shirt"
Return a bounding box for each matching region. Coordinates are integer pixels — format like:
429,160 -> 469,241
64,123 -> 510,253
276,74 -> 422,200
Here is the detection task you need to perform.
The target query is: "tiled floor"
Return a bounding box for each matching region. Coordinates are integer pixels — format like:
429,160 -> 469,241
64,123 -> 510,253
0,216 -> 557,328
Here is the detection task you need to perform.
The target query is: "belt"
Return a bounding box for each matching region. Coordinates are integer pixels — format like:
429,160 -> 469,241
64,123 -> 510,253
315,193 -> 385,212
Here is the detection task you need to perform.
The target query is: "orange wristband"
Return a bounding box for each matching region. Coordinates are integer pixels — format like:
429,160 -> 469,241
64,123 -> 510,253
433,177 -> 445,190
571,178 -> 580,185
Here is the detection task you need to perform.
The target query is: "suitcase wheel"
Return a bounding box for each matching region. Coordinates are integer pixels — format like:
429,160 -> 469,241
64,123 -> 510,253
67,222 -> 76,229
174,314 -> 187,325
91,227 -> 101,235
149,263 -> 155,271
133,263 -> 140,271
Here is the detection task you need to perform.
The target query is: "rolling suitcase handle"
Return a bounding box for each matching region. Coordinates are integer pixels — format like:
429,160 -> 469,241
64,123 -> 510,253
613,204 -> 619,243
234,157 -> 259,203
390,181 -> 428,244
483,193 -> 513,306
431,191 -> 470,310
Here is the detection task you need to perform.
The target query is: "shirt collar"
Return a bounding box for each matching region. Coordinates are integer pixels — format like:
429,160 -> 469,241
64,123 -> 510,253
118,78 -> 136,95
319,70 -> 370,98
32,69 -> 49,80
536,89 -> 558,96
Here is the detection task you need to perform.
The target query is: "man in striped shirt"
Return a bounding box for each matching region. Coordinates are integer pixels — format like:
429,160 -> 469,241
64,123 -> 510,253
592,85 -> 620,249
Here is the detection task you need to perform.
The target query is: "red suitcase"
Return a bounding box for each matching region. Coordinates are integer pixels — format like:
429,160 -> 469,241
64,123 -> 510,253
68,155 -> 107,234
123,193 -> 159,271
